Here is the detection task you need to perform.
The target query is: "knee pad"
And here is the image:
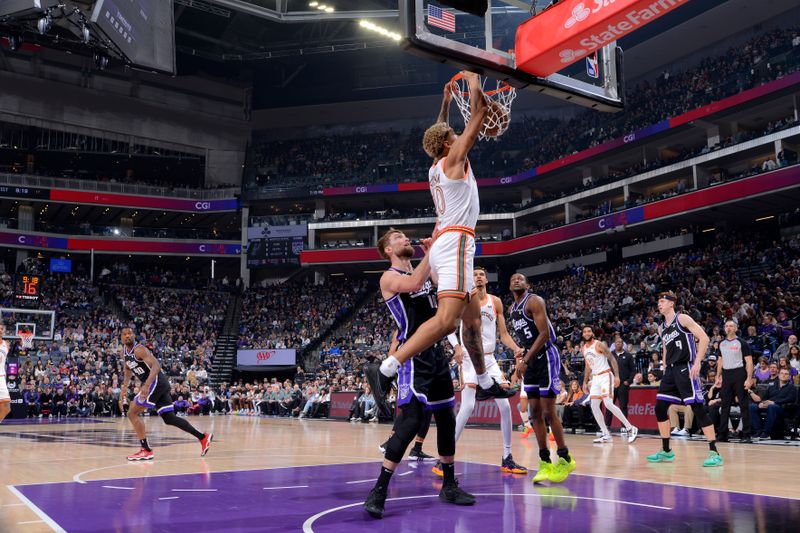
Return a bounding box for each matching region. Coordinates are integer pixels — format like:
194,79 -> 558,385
690,402 -> 711,428
433,408 -> 456,457
384,403 -> 424,463
655,400 -> 670,422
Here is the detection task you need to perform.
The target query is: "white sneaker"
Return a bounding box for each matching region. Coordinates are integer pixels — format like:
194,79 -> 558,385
675,428 -> 689,437
369,417 -> 379,423
593,434 -> 613,443
595,431 -> 605,437
670,427 -> 681,435
620,427 -> 628,434
627,426 -> 639,443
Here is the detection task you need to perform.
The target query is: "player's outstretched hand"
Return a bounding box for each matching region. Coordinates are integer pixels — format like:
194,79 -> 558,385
420,237 -> 433,253
461,70 -> 479,83
443,82 -> 453,102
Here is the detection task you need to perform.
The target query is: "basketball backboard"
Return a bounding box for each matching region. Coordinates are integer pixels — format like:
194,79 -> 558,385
0,308 -> 55,340
400,0 -> 625,111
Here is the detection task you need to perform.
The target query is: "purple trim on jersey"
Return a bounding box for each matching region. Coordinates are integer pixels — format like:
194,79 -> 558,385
512,293 -> 535,322
157,405 -> 174,414
384,294 -> 409,342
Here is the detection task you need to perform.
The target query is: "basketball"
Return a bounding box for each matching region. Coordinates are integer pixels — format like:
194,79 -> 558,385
483,101 -> 510,138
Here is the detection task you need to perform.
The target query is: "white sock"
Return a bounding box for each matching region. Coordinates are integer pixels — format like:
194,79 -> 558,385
455,386 -> 477,441
496,397 -> 512,458
520,406 -> 530,427
476,372 -> 493,389
591,399 -> 609,435
603,397 -> 633,430
380,356 -> 400,378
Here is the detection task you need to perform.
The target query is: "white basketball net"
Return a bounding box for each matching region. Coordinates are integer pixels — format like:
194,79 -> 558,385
19,331 -> 34,349
450,74 -> 517,141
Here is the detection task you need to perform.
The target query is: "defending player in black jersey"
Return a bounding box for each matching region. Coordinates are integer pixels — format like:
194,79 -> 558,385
120,327 -> 213,461
508,273 -> 575,484
646,291 -> 723,467
364,229 -> 474,519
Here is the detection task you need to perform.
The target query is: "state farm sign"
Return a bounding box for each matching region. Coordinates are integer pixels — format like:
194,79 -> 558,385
516,0 -> 688,77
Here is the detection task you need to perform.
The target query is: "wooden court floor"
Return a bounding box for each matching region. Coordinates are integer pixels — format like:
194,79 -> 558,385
1,415 -> 798,532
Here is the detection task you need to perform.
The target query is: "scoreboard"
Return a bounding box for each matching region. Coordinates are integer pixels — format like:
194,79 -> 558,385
247,237 -> 304,268
14,273 -> 44,305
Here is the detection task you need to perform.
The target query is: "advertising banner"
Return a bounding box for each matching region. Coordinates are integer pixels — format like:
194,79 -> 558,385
247,224 -> 307,240
236,348 -> 297,369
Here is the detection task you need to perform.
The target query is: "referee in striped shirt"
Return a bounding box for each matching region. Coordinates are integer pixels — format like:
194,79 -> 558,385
717,320 -> 754,443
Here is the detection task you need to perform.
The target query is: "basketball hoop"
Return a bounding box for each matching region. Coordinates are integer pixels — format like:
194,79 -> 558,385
450,72 -> 517,141
19,330 -> 34,350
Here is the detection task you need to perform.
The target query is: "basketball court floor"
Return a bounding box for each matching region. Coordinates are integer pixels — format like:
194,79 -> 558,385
2,416 -> 798,532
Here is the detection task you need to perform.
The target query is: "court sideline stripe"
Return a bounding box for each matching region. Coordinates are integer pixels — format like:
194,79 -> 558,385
6,485 -> 66,533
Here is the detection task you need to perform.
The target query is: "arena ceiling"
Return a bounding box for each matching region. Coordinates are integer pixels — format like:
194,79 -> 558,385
172,0 -> 799,109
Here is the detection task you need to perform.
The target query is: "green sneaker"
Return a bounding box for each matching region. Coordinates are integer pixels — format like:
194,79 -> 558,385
702,451 -> 723,467
547,457 -> 576,483
532,460 -> 552,484
646,449 -> 676,463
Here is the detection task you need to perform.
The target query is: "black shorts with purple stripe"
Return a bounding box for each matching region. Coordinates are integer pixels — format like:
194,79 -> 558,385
135,374 -> 174,415
656,363 -> 703,405
523,344 -> 562,399
396,343 -> 455,410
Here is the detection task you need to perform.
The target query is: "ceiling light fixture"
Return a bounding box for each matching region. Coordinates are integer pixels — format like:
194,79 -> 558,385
359,20 -> 402,41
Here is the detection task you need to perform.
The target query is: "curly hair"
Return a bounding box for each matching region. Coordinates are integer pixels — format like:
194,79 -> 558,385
422,122 -> 451,159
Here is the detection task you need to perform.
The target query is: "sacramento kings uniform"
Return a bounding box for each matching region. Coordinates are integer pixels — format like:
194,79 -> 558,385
384,268 -> 454,409
509,292 -> 561,398
123,343 -> 175,415
657,315 -> 703,405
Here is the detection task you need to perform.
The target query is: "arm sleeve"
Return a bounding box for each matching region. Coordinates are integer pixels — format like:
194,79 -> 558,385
446,332 -> 460,348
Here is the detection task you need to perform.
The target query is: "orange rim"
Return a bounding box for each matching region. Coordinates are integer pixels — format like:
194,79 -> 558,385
450,72 -> 513,98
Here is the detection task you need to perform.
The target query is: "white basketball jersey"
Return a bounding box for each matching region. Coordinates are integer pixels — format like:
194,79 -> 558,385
0,340 -> 8,377
460,295 -> 497,355
428,157 -> 480,232
583,340 -> 610,374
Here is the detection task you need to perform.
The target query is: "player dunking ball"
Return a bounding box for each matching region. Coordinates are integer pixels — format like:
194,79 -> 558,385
364,229 -> 474,519
647,292 -> 723,467
0,325 -> 11,424
120,327 -> 213,461
447,267 -> 527,475
369,72 -> 512,403
509,274 -> 575,484
580,326 -> 638,443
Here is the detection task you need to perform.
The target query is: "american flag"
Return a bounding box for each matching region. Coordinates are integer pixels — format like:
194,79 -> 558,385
427,4 -> 456,33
